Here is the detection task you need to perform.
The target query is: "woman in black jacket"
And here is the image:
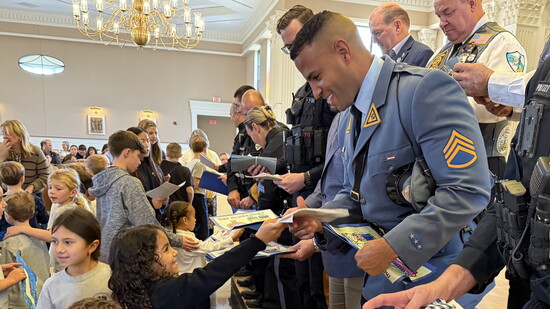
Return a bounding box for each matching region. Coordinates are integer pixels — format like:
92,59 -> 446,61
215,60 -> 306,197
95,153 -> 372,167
243,105 -> 300,309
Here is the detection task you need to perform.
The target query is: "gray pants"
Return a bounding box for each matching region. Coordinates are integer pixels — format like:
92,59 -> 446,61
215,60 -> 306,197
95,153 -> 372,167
328,276 -> 363,309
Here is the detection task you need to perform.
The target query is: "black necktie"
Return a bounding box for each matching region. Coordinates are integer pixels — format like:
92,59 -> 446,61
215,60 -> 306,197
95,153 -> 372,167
451,43 -> 462,57
350,105 -> 362,144
388,50 -> 397,60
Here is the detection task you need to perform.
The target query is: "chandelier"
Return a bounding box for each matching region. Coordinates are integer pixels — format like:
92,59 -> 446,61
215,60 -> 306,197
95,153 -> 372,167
72,0 -> 205,49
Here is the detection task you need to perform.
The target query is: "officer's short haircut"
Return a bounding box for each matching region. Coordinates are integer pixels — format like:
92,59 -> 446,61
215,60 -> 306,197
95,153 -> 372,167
190,136 -> 207,153
290,11 -> 334,61
230,102 -> 241,116
166,142 -> 182,158
276,5 -> 314,34
0,161 -> 25,186
108,130 -> 147,158
375,3 -> 410,27
233,85 -> 255,101
5,191 -> 35,222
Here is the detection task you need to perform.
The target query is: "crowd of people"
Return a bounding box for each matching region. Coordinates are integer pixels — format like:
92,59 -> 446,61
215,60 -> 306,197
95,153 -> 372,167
1,1 -> 550,309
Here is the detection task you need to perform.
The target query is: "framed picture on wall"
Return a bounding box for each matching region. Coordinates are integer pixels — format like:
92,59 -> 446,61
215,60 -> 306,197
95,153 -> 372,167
88,115 -> 106,135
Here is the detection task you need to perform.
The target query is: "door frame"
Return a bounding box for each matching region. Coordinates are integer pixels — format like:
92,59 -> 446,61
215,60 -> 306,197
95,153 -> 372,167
189,100 -> 232,132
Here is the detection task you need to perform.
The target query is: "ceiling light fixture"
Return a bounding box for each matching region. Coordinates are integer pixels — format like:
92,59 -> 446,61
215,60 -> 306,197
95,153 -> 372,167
71,0 -> 205,49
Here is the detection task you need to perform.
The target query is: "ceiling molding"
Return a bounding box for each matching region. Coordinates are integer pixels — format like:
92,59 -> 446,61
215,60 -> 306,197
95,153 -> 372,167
238,0 -> 279,44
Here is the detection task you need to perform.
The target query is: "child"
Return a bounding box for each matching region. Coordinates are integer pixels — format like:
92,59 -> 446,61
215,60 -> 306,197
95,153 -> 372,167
68,298 -> 121,309
1,191 -> 50,308
64,163 -> 96,215
88,130 -> 193,263
0,161 -> 49,230
4,168 -> 90,272
166,201 -> 242,274
36,208 -> 111,308
159,143 -> 194,204
85,154 -> 109,176
108,220 -> 285,309
187,136 -> 210,240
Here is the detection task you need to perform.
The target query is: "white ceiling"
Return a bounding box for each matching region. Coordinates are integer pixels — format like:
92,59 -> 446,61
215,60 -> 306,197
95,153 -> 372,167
0,0 -> 276,44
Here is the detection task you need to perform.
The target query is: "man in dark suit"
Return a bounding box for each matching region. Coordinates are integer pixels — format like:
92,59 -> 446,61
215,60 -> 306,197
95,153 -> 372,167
369,2 -> 433,67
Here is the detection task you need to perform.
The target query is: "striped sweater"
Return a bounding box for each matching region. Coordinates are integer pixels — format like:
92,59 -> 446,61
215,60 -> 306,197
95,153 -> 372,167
7,144 -> 50,193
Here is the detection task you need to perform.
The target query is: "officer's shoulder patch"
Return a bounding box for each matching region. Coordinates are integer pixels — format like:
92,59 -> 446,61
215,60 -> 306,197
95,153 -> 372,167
364,103 -> 381,128
443,130 -> 478,169
506,51 -> 526,72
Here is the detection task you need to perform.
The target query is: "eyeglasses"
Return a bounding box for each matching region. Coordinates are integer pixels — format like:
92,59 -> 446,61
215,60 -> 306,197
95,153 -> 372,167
281,44 -> 292,55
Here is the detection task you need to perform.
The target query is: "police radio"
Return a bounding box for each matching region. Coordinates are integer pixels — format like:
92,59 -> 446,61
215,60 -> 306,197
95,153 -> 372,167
528,157 -> 550,266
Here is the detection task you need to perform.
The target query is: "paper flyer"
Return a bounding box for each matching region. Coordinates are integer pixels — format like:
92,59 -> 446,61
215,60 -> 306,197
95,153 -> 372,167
146,181 -> 186,199
209,209 -> 279,230
278,208 -> 350,224
325,223 -> 434,284
200,153 -> 216,169
206,242 -> 295,261
245,173 -> 282,181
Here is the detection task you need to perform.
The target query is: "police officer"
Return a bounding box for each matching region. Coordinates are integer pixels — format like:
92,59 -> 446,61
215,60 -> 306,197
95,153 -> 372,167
226,85 -> 260,210
275,5 -> 337,309
364,50 -> 550,309
288,10 -> 491,307
428,0 -> 526,178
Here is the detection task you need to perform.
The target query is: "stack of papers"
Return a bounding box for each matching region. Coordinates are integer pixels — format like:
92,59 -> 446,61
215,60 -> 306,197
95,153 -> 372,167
230,155 -> 278,174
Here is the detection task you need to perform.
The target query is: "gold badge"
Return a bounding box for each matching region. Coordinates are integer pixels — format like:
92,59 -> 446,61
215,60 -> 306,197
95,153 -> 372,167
429,50 -> 447,69
364,103 -> 381,128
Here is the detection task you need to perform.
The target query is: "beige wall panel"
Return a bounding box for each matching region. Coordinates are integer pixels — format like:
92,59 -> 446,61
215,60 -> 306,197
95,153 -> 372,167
0,35 -> 247,143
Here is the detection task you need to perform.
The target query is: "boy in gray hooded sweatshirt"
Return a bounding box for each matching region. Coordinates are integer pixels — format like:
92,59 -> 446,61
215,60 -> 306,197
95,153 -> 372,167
90,130 -> 198,262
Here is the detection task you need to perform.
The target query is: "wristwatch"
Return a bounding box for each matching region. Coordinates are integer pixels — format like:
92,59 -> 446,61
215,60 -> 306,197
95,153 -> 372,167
303,171 -> 312,186
312,238 -> 321,253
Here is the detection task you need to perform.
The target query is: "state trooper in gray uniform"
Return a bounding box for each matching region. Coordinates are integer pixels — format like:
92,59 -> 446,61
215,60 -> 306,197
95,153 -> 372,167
288,10 -> 492,308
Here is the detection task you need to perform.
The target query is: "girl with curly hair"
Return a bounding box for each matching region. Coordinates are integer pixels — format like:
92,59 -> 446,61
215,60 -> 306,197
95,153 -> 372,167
37,208 -> 111,308
109,220 -> 286,309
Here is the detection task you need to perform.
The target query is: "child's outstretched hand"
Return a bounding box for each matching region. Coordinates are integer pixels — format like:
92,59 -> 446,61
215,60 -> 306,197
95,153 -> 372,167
2,263 -> 26,286
230,229 -> 244,241
255,219 -> 286,244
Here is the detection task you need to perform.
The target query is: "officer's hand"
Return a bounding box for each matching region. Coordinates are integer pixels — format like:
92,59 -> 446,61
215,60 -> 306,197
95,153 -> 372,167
274,173 -> 306,194
288,197 -> 323,239
247,164 -> 267,176
452,63 -> 493,97
227,190 -> 241,208
218,174 -> 227,185
355,238 -> 398,276
362,264 -> 476,309
474,96 -> 514,117
239,197 -> 255,210
280,239 -> 316,261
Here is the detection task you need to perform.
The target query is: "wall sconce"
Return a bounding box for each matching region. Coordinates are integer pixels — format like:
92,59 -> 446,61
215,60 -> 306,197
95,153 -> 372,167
142,109 -> 154,118
89,106 -> 102,115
